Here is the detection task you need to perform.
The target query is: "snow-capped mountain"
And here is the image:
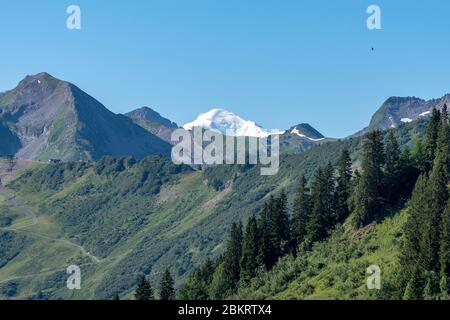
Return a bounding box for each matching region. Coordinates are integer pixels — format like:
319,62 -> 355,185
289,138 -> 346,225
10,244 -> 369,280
183,108 -> 284,137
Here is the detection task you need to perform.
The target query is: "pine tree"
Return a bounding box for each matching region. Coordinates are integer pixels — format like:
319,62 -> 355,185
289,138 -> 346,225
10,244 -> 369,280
307,164 -> 335,242
398,146 -> 421,202
159,268 -> 175,300
257,192 -> 291,269
411,137 -> 427,172
423,271 -> 440,300
442,104 -> 448,124
198,258 -> 215,284
322,163 -> 336,228
435,109 -> 450,175
257,200 -> 277,269
272,191 -> 291,256
208,262 -> 229,299
422,156 -> 448,271
400,174 -> 428,280
424,108 -> 441,170
440,275 -> 449,299
178,259 -> 215,300
440,199 -> 450,281
335,149 -> 352,223
222,222 -> 243,292
291,175 -> 310,249
240,216 -> 260,282
307,167 -> 325,243
384,130 -> 402,205
351,131 -> 385,228
403,267 -> 423,300
135,275 -> 154,300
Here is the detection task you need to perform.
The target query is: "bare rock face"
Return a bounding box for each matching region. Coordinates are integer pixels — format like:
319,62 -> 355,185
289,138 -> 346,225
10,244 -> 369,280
366,94 -> 450,132
0,73 -> 171,161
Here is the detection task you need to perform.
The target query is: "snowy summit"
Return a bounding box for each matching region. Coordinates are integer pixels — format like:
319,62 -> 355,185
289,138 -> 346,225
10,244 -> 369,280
183,108 -> 283,137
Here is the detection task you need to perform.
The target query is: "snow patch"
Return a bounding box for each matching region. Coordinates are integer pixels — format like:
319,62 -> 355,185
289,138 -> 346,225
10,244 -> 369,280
291,128 -> 325,141
419,111 -> 431,117
401,118 -> 413,123
183,108 -> 284,137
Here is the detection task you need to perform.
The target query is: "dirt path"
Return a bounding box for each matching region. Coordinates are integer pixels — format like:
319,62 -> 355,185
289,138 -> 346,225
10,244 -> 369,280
0,179 -> 100,264
0,181 -> 38,225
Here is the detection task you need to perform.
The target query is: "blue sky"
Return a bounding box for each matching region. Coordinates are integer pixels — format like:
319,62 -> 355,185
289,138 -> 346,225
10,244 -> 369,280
0,0 -> 449,137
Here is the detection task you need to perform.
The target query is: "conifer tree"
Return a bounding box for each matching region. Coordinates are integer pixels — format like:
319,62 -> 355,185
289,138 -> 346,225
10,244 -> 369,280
240,216 -> 260,282
424,108 -> 441,170
292,175 -> 310,249
208,262 -> 229,299
411,137 -> 428,172
178,259 -> 214,300
422,156 -> 448,271
384,131 -> 402,205
351,131 -> 385,228
400,174 -> 428,279
178,276 -> 206,300
423,271 -> 440,300
307,164 -> 335,242
307,167 -> 325,243
442,104 -> 448,123
322,163 -> 336,228
272,191 -> 291,256
135,275 -> 154,300
403,267 -> 423,300
335,149 -> 352,223
435,108 -> 450,175
222,222 -> 243,291
257,200 -> 277,269
159,268 -> 175,300
440,275 -> 449,300
440,199 -> 450,282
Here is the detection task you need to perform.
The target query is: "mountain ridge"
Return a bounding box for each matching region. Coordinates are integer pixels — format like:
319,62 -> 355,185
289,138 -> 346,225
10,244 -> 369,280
0,73 -> 171,161
125,107 -> 178,143
361,93 -> 450,134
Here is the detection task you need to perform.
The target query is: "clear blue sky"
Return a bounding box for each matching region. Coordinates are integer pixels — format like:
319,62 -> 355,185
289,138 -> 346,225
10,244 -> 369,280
1,0 -> 449,137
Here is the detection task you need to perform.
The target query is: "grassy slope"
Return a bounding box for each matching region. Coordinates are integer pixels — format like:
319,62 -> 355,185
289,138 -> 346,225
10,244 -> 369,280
234,210 -> 406,300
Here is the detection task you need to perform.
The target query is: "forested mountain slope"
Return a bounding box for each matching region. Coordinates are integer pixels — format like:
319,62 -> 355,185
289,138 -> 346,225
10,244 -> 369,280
0,119 -> 428,299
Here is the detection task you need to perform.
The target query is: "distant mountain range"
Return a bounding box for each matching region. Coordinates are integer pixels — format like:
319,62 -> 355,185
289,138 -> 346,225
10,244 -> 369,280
1,72 -> 448,162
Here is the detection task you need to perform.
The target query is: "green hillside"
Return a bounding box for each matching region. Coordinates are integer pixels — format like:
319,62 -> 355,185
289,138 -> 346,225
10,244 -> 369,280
0,120 -> 429,299
233,210 -> 407,300
177,108 -> 449,301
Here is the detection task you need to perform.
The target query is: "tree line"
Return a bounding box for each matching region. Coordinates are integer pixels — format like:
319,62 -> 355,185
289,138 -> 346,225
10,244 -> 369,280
113,268 -> 175,300
400,107 -> 450,299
